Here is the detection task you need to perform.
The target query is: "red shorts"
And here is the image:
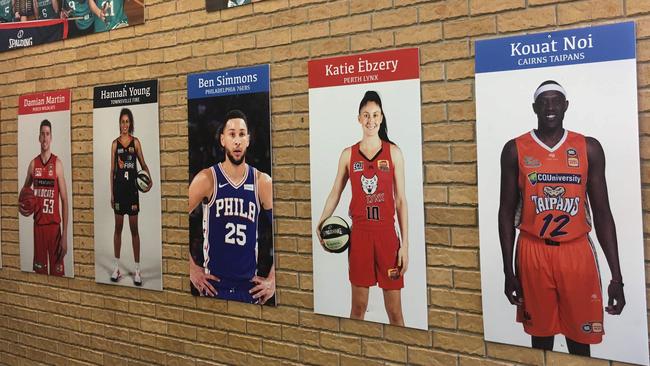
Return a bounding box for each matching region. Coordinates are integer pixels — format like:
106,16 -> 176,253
516,232 -> 603,344
349,225 -> 403,290
33,224 -> 64,276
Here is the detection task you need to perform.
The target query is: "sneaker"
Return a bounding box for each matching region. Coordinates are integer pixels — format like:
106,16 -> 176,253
110,267 -> 121,282
134,270 -> 142,286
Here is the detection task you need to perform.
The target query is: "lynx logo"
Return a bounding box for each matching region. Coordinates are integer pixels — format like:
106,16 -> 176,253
361,174 -> 378,195
353,161 -> 363,172
9,29 -> 33,49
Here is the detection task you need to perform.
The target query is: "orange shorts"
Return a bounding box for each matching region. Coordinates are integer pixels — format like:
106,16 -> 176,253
348,225 -> 403,290
516,232 -> 604,344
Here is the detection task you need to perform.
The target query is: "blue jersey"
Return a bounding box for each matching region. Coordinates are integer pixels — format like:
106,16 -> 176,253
202,163 -> 259,285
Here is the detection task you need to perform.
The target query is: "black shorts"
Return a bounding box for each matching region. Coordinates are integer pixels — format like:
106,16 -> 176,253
113,181 -> 139,216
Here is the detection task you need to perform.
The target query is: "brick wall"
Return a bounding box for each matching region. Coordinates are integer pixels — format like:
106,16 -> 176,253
0,0 -> 648,365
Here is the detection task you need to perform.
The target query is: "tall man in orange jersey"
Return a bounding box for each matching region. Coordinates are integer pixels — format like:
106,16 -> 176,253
498,80 -> 625,356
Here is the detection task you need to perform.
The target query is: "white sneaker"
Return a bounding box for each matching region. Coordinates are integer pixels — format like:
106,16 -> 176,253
134,269 -> 142,286
110,267 -> 121,282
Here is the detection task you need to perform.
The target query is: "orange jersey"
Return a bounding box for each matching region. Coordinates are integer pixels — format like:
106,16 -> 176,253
516,130 -> 591,242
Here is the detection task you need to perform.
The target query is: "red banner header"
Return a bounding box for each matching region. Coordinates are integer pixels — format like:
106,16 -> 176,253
308,48 -> 419,88
19,89 -> 70,115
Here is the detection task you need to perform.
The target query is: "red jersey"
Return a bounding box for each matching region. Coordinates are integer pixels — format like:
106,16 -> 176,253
516,130 -> 591,242
348,141 -> 395,229
32,154 -> 61,225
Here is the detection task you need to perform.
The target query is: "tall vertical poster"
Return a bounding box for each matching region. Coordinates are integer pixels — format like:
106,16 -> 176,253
308,49 -> 428,329
18,89 -> 74,277
476,22 -> 648,364
187,65 -> 275,305
93,80 -> 162,290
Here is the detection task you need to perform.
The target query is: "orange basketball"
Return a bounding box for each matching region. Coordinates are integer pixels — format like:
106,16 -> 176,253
19,186 -> 37,216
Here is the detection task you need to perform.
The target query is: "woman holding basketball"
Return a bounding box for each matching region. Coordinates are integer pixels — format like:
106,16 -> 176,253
317,90 -> 409,326
110,107 -> 152,286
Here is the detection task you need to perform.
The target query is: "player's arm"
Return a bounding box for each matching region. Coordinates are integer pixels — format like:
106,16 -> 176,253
52,0 -> 59,13
188,168 -> 219,296
498,139 -> 522,306
19,160 -> 35,216
55,158 -> 69,261
89,0 -> 104,21
32,0 -> 38,19
316,148 -> 350,241
110,140 -> 116,207
134,138 -> 152,190
586,136 -> 625,315
391,144 -> 409,275
250,171 -> 275,304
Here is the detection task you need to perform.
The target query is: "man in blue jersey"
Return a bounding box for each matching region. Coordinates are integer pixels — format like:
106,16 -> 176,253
188,109 -> 275,304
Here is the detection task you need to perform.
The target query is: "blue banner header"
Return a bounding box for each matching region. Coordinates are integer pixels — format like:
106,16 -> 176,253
476,22 -> 635,73
188,64 -> 270,99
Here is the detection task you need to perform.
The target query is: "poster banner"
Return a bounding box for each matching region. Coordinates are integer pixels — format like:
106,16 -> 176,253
18,89 -> 74,277
308,48 -> 428,330
0,0 -> 145,53
205,0 -> 251,12
476,22 -> 649,365
93,80 -> 162,291
187,65 -> 275,305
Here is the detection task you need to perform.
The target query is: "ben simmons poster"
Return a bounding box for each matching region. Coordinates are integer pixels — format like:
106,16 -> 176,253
93,80 -> 162,291
187,65 -> 275,305
18,89 -> 74,278
476,22 -> 648,365
308,49 -> 428,329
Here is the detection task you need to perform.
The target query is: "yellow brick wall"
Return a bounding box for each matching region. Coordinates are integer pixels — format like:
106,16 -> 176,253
0,0 -> 648,365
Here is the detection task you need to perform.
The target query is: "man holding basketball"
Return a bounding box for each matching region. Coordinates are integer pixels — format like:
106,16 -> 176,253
19,119 -> 69,276
188,109 -> 275,304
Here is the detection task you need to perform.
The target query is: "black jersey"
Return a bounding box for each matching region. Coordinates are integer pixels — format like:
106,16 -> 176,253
113,137 -> 139,215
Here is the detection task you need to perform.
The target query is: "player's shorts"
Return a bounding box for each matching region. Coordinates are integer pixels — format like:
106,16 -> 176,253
515,232 -> 604,344
33,223 -> 64,276
207,279 -> 256,304
113,182 -> 139,216
349,224 -> 404,290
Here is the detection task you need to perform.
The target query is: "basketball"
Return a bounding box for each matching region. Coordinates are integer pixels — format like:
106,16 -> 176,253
19,186 -> 37,216
320,216 -> 350,253
135,170 -> 151,192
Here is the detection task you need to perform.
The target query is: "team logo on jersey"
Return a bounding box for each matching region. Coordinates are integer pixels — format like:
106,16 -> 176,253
34,167 -> 43,177
244,184 -> 254,191
581,322 -> 603,333
523,156 -> 541,168
542,186 -> 565,198
378,160 -> 390,171
33,262 -> 45,270
566,148 -> 579,167
54,264 -> 64,273
531,185 -> 580,216
353,161 -> 364,172
128,147 -> 135,153
527,172 -> 581,186
48,165 -> 54,177
360,174 -> 378,195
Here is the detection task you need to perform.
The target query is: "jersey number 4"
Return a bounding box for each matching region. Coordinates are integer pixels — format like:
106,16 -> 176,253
539,214 -> 569,238
225,223 -> 246,246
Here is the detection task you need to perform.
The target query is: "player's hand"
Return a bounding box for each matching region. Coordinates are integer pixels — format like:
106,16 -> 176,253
316,221 -> 324,245
250,275 -> 275,305
189,258 -> 219,297
397,246 -> 409,276
504,274 -> 523,306
605,280 -> 625,315
18,203 -> 31,217
55,235 -> 68,263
